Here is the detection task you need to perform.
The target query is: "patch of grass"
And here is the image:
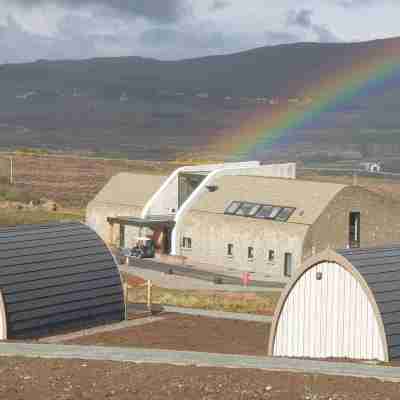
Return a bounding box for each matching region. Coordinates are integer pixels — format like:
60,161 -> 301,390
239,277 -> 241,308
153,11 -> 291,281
0,184 -> 42,204
127,285 -> 280,315
0,208 -> 83,226
15,147 -> 50,156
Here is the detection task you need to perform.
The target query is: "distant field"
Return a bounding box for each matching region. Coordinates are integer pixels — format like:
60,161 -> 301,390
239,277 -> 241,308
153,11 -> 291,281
1,153 -> 400,213
298,170 -> 400,202
2,153 -> 179,208
0,208 -> 83,227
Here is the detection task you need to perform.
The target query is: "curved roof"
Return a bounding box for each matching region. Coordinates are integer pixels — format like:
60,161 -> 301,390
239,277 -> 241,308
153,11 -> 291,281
338,246 -> 400,361
269,247 -> 400,361
91,172 -> 167,208
0,222 -> 124,339
190,175 -> 347,225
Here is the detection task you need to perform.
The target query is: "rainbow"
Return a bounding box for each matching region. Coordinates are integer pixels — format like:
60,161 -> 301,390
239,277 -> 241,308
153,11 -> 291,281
211,39 -> 400,160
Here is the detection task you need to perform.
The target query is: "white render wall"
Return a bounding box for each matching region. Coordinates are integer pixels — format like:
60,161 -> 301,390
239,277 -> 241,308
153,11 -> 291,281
273,262 -> 385,361
171,162 -> 297,255
142,162 -> 260,217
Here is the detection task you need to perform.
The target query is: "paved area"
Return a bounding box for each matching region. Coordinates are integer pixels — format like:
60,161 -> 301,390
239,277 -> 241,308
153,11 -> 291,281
124,257 -> 287,289
123,264 -> 284,292
40,316 -> 166,344
1,342 -> 400,382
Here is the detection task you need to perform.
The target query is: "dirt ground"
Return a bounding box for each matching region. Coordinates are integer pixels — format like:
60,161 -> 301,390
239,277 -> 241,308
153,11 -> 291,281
0,357 -> 398,400
67,314 -> 270,356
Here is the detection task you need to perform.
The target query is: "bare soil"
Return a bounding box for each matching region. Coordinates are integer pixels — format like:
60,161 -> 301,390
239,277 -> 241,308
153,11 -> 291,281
0,357 -> 398,400
67,314 -> 270,356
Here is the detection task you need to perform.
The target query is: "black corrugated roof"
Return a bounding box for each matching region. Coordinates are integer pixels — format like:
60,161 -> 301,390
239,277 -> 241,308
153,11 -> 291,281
338,246 -> 400,360
0,222 -> 124,339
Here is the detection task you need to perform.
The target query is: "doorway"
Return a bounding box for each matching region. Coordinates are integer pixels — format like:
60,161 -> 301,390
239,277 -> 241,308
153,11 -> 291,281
163,228 -> 172,255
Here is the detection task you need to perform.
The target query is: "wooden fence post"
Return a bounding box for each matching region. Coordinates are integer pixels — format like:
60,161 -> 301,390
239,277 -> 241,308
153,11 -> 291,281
9,156 -> 14,185
124,256 -> 129,321
147,280 -> 152,312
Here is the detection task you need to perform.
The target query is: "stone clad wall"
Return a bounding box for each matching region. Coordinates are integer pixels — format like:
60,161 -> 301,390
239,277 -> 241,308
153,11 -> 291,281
303,186 -> 400,259
86,202 -> 142,247
179,211 -> 308,278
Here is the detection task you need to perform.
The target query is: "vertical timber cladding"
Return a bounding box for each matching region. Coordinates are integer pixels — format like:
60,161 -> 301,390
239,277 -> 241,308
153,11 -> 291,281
268,249 -> 394,362
0,222 -> 124,339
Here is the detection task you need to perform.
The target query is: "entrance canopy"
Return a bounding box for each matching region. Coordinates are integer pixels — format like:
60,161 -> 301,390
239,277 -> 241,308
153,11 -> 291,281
107,215 -> 175,229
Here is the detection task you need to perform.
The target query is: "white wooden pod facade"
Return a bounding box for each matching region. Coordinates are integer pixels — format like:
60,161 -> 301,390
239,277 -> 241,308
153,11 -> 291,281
268,249 -> 396,362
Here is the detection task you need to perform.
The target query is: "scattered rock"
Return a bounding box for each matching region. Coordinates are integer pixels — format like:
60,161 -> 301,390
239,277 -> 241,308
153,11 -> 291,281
41,199 -> 58,212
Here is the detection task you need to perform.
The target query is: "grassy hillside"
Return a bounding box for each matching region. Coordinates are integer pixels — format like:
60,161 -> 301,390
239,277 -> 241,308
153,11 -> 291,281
0,37 -> 400,164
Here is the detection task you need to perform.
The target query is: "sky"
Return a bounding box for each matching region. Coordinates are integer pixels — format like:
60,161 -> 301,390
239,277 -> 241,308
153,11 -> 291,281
0,0 -> 399,63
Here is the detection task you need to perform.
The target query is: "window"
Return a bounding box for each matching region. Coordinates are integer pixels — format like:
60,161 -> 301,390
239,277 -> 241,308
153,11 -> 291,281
268,250 -> 275,262
255,205 -> 274,219
248,247 -> 254,259
227,243 -> 234,256
225,201 -> 241,215
182,237 -> 192,249
255,205 -> 283,219
236,202 -> 260,217
284,253 -> 293,277
275,207 -> 296,222
224,201 -> 296,222
349,212 -> 360,248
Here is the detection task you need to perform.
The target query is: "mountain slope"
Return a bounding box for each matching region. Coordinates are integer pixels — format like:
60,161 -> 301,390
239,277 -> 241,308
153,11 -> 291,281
0,37 -> 399,162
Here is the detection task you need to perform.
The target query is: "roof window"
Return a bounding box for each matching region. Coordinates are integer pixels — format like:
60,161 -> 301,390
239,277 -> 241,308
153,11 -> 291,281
224,201 -> 295,222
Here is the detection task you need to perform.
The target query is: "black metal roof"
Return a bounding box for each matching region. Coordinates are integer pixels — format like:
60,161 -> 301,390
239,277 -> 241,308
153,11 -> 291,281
0,222 -> 124,339
338,246 -> 400,360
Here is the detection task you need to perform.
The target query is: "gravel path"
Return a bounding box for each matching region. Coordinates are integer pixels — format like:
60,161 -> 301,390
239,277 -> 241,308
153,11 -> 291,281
1,342 -> 400,382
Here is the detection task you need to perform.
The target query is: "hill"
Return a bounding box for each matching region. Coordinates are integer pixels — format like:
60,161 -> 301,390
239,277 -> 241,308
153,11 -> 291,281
0,37 -> 400,164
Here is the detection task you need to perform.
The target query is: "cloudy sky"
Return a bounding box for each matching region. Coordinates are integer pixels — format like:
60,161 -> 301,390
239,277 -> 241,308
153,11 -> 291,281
0,0 -> 399,63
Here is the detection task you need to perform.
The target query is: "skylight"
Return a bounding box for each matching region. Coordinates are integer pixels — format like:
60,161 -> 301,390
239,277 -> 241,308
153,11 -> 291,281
224,201 -> 295,222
